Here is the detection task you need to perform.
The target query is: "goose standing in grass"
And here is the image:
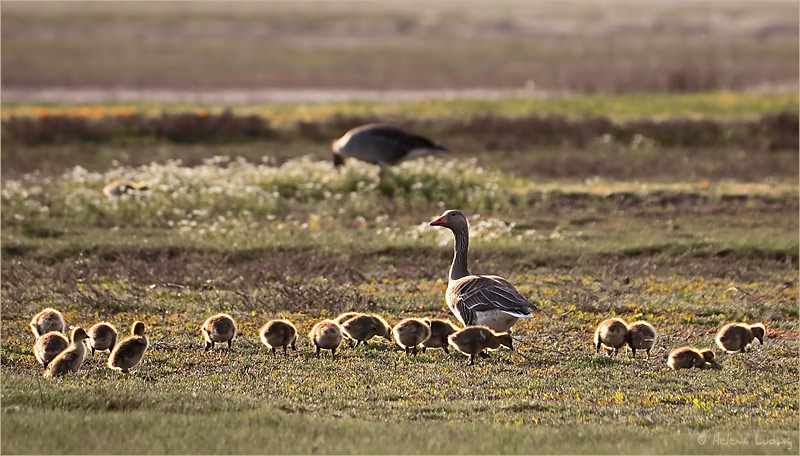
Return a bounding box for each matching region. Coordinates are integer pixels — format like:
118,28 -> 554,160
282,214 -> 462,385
392,318 -> 431,356
332,123 -> 448,182
667,347 -> 721,370
594,318 -> 628,356
715,322 -> 765,353
259,319 -> 298,355
626,320 -> 657,358
43,327 -> 89,378
34,332 -> 70,369
341,314 -> 392,348
430,210 -> 537,333
309,320 -> 344,358
448,326 -> 513,365
421,318 -> 460,354
86,322 -> 118,356
29,308 -> 66,338
108,321 -> 148,373
201,313 -> 237,351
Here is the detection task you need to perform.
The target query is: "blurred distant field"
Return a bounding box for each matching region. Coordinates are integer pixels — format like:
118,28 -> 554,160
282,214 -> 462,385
2,1 -> 798,94
1,1 -> 798,455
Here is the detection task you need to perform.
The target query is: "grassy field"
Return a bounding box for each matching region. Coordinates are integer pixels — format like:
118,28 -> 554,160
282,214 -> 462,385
2,1 -> 798,93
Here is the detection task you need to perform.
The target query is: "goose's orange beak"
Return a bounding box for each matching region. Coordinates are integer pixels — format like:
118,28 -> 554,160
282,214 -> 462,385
430,215 -> 447,226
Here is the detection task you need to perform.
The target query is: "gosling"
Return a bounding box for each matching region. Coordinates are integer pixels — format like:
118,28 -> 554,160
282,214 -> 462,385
667,347 -> 721,370
334,312 -> 363,325
102,180 -> 148,198
392,318 -> 431,356
86,322 -> 118,356
201,313 -> 237,351
43,327 -> 89,378
594,318 -> 628,356
421,318 -> 460,354
626,321 -> 658,358
108,321 -> 149,373
309,320 -> 344,358
715,322 -> 765,353
29,307 -> 66,338
33,332 -> 69,369
259,319 -> 298,355
341,314 -> 392,348
448,326 -> 513,365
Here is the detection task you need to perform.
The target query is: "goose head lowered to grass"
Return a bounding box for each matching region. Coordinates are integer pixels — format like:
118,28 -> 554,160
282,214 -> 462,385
430,210 -> 538,333
332,123 -> 448,182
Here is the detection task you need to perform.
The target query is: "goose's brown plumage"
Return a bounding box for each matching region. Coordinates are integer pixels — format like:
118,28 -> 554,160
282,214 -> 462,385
43,327 -> 88,378
430,210 -> 537,333
309,320 -> 344,358
392,318 -> 431,356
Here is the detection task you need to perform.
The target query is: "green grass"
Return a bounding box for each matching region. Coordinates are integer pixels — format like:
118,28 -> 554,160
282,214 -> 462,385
1,154 -> 797,454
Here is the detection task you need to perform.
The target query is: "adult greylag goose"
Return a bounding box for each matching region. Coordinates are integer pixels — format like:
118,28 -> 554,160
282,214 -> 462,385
29,307 -> 66,338
43,327 -> 89,378
626,320 -> 657,358
715,322 -> 765,353
430,210 -> 537,333
667,347 -> 721,370
332,124 -> 448,181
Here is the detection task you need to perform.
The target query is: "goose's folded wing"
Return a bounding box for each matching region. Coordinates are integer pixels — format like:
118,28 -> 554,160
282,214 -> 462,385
451,275 -> 537,324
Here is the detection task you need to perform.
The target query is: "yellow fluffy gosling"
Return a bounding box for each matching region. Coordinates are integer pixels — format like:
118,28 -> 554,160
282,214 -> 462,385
43,327 -> 89,378
626,321 -> 658,358
715,322 -> 765,353
29,307 -> 66,338
421,318 -> 460,354
34,332 -> 69,369
392,318 -> 431,356
259,319 -> 298,355
341,314 -> 392,348
108,321 -> 149,373
594,318 -> 628,356
309,320 -> 344,358
667,347 -> 721,370
201,313 -> 237,351
334,312 -> 364,325
448,326 -> 513,365
87,322 -> 118,356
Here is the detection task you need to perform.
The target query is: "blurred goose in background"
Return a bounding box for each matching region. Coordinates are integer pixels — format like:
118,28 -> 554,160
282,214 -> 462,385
29,308 -> 66,338
43,327 -> 89,378
332,123 -> 448,182
430,210 -> 537,333
102,180 -> 148,198
34,332 -> 70,369
715,322 -> 765,353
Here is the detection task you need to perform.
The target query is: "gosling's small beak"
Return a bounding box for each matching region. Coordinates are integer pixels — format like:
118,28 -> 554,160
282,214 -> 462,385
430,215 -> 447,226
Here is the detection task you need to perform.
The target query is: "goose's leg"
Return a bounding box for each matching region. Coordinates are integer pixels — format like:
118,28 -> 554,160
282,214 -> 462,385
646,348 -> 650,359
331,348 -> 336,359
228,340 -> 233,350
205,341 -> 213,352
443,345 -> 449,354
631,348 -> 636,358
315,345 -> 321,358
271,346 -> 277,356
283,345 -> 289,356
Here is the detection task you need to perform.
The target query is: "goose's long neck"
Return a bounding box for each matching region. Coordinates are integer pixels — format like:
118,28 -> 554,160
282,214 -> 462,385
449,227 -> 470,281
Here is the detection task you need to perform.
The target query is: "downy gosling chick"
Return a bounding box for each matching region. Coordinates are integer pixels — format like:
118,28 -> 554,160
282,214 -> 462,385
43,327 -> 89,378
201,313 -> 237,351
341,314 -> 392,347
108,321 -> 149,373
448,326 -> 513,365
594,318 -> 628,356
334,312 -> 364,325
87,322 -> 118,356
392,318 -> 432,356
626,320 -> 657,358
421,318 -> 460,354
667,347 -> 721,370
715,322 -> 765,353
29,307 -> 66,338
34,332 -> 69,369
309,320 -> 344,358
260,319 -> 298,355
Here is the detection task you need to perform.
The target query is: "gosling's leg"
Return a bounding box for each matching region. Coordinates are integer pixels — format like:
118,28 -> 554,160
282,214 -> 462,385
205,341 -> 213,352
228,340 -> 233,350
315,345 -> 321,358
